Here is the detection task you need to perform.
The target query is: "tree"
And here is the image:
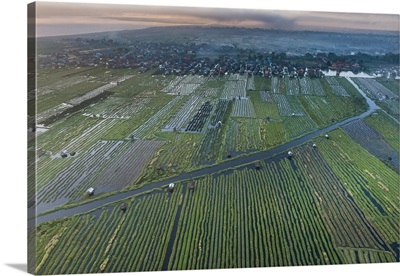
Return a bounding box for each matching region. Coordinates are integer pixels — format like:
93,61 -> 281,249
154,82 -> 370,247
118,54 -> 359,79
328,52 -> 337,60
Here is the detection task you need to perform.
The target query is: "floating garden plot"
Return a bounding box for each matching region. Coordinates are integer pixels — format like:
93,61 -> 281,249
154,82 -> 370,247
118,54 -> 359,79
223,119 -> 239,156
272,94 -> 292,116
284,77 -> 300,95
295,146 -> 393,252
168,161 -> 344,269
36,74 -> 88,96
364,110 -> 400,150
283,116 -> 316,138
310,78 -> 326,96
36,140 -> 129,210
190,100 -> 230,165
317,129 -> 400,246
185,101 -> 213,132
135,75 -> 164,88
231,98 -> 256,118
338,249 -> 396,264
353,78 -> 398,100
128,96 -> 183,138
106,73 -> 162,97
260,91 -> 273,102
342,119 -> 382,139
246,76 -> 255,90
161,76 -> 185,93
378,99 -> 400,115
272,94 -> 304,116
37,80 -> 113,114
375,78 -> 400,96
209,99 -> 231,126
61,119 -> 121,153
271,77 -> 279,93
192,127 -> 225,165
221,80 -> 247,99
325,77 -> 350,96
91,140 -> 165,192
139,133 -> 201,182
180,75 -> 208,84
322,93 -> 368,120
299,78 -> 326,96
341,120 -> 399,168
35,188 -> 182,275
254,75 -> 271,91
299,95 -> 338,127
162,75 -> 207,95
196,87 -> 221,98
299,78 -> 312,95
261,120 -> 287,147
37,103 -> 73,124
82,96 -> 151,119
225,73 -> 247,81
37,116 -> 121,157
223,118 -> 272,154
348,78 -> 399,115
249,98 -> 282,122
66,82 -> 119,105
163,95 -> 202,131
171,83 -> 202,95
196,77 -> 225,98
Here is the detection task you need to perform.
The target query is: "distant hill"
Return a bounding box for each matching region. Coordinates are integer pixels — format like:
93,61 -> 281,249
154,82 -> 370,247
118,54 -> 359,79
38,25 -> 399,55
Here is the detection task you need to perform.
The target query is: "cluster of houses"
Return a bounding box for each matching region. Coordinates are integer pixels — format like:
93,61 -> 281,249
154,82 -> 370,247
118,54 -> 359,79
38,38 -> 333,78
38,39 -> 199,71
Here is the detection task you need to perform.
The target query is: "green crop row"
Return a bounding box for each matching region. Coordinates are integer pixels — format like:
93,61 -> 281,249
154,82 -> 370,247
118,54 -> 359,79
167,156 -> 348,269
375,78 -> 400,96
35,186 -> 182,274
364,110 -> 399,150
317,129 -> 399,244
294,145 -> 389,250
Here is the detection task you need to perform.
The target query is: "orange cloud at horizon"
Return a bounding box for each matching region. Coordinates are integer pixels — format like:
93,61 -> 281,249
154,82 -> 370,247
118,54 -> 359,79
34,2 -> 399,37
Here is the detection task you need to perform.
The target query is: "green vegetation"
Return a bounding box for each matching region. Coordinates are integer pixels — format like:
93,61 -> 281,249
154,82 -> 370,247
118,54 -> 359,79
36,66 -> 137,114
364,110 -> 399,150
35,73 -> 371,207
107,71 -> 167,96
37,81 -> 107,114
253,75 -> 271,91
34,66 -> 398,274
375,78 -> 400,96
35,187 -> 182,274
35,129 -> 399,273
248,90 -> 281,119
317,129 -> 399,245
99,93 -> 179,140
335,77 -> 364,97
351,77 -> 399,116
138,132 -> 202,183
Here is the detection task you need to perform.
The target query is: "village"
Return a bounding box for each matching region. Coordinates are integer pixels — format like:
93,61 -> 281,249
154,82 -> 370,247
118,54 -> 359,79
37,37 -> 399,80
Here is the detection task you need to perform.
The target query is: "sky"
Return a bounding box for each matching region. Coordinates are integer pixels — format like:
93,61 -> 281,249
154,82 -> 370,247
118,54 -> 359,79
34,1 -> 400,37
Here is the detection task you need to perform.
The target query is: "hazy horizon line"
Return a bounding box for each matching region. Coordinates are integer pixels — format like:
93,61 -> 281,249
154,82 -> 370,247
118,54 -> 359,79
35,24 -> 400,39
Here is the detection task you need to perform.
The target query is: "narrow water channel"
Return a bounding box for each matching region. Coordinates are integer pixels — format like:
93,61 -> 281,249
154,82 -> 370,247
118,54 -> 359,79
161,183 -> 187,270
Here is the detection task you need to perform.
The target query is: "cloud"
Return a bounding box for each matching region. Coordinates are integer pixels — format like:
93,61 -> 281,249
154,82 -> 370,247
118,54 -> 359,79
94,6 -> 299,29
35,2 -> 399,36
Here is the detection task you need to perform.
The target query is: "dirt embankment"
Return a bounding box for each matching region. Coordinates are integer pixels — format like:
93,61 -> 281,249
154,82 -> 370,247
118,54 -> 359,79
41,90 -> 114,126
